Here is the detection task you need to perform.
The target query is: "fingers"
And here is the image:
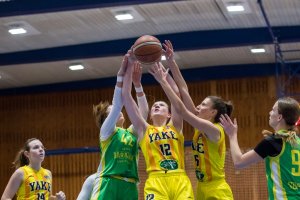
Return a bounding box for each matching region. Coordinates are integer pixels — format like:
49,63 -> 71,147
148,63 -> 160,76
56,191 -> 66,200
133,62 -> 142,73
118,56 -> 128,75
164,40 -> 173,50
148,63 -> 156,75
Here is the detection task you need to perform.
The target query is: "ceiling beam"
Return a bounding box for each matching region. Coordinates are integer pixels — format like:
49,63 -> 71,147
0,63 -> 276,96
1,26 -> 300,66
0,0 -> 178,17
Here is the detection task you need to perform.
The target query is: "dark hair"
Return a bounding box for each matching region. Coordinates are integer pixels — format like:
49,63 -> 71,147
275,97 -> 300,146
207,96 -> 233,123
93,101 -> 110,128
277,97 -> 300,126
13,138 -> 39,169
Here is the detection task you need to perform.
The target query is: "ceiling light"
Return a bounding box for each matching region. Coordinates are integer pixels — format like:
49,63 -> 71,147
8,28 -> 27,35
69,64 -> 84,70
5,21 -> 40,36
110,7 -> 144,24
115,13 -> 134,21
251,48 -> 266,53
226,5 -> 245,12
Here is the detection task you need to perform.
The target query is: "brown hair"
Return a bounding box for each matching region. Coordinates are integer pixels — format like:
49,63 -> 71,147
207,96 -> 233,123
93,101 -> 110,128
13,138 -> 39,169
275,97 -> 300,146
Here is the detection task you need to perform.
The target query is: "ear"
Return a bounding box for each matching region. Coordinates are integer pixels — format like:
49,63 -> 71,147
167,112 -> 171,119
278,114 -> 283,122
24,151 -> 30,158
211,109 -> 217,116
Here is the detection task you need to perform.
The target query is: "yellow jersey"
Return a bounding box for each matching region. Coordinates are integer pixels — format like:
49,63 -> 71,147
140,124 -> 185,173
16,165 -> 52,200
192,123 -> 226,182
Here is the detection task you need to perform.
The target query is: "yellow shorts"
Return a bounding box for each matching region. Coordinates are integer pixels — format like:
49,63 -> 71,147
144,171 -> 194,200
196,179 -> 233,200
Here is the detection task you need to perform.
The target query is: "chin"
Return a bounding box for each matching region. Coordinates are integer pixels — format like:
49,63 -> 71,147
119,118 -> 125,124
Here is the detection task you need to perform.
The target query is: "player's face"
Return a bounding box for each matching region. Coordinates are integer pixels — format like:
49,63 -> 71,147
27,140 -> 45,163
150,101 -> 170,118
269,101 -> 281,129
195,97 -> 216,121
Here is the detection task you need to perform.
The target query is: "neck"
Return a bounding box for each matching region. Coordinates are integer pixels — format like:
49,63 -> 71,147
29,162 -> 42,171
273,122 -> 288,132
116,122 -> 124,128
152,117 -> 167,127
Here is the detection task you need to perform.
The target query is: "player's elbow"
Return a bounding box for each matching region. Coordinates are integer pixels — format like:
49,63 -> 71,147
233,161 -> 247,169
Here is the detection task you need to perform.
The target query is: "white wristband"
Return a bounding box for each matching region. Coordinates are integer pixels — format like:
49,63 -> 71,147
135,86 -> 143,93
117,76 -> 123,82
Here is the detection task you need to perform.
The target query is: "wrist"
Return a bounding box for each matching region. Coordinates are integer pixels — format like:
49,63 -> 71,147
135,86 -> 143,93
117,76 -> 123,82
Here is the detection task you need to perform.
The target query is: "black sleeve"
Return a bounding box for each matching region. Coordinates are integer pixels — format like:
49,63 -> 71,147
254,136 -> 282,159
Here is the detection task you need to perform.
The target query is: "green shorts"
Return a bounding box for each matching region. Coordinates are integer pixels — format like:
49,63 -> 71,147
90,176 -> 138,200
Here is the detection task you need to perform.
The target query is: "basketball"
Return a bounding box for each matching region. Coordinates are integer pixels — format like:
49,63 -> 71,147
133,35 -> 162,64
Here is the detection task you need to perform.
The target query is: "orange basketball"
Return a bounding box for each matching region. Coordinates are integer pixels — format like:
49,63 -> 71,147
133,35 -> 162,64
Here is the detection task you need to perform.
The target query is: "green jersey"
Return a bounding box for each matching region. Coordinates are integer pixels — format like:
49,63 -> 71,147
98,127 -> 139,181
265,137 -> 300,200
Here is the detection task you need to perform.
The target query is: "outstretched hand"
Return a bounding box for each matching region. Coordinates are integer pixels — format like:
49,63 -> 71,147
163,40 -> 174,61
117,54 -> 129,77
148,62 -> 169,84
132,62 -> 142,86
118,49 -> 138,77
219,114 -> 238,138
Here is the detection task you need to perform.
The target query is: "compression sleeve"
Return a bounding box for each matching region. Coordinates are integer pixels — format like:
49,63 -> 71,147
100,86 -> 123,141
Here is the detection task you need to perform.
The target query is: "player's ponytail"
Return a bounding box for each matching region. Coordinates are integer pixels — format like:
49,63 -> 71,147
93,101 -> 110,128
208,96 -> 233,123
12,138 -> 38,169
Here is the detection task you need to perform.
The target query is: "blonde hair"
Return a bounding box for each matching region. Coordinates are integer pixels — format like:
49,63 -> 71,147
93,101 -> 110,128
275,130 -> 299,146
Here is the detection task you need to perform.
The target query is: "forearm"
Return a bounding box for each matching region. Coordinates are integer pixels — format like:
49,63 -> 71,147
160,80 -> 185,114
228,135 -> 244,168
100,86 -> 123,140
166,72 -> 180,95
168,60 -> 196,112
136,90 -> 149,120
168,60 -> 188,90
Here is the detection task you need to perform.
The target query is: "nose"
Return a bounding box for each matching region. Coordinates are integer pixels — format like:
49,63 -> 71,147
154,105 -> 160,109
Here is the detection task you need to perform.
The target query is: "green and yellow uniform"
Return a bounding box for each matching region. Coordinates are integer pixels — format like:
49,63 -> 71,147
140,124 -> 194,200
16,166 -> 52,200
192,123 -> 233,200
90,127 -> 139,200
265,136 -> 300,200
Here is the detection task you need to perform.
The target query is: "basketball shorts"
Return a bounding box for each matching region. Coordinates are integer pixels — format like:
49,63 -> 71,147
196,179 -> 233,200
90,176 -> 138,200
144,171 -> 194,200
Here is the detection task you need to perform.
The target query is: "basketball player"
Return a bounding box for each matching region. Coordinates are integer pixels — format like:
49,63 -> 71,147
220,97 -> 300,200
82,52 -> 149,200
1,138 -> 66,200
157,40 -> 234,199
122,52 -> 194,200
